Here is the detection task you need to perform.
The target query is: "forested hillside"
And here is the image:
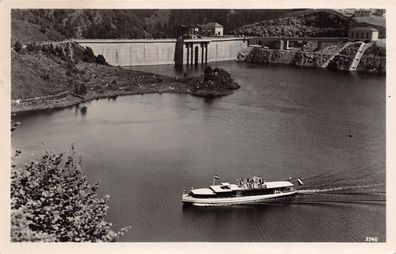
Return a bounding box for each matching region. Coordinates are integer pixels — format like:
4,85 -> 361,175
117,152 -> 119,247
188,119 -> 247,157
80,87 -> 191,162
232,9 -> 385,38
11,9 -> 295,43
232,10 -> 350,37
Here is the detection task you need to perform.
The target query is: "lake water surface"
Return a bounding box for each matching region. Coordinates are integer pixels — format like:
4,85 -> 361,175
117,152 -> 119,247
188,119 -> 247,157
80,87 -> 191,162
12,61 -> 386,242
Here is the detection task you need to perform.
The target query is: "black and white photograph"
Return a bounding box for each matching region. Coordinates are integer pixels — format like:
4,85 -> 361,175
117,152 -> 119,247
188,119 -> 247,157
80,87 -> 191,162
0,0 -> 395,253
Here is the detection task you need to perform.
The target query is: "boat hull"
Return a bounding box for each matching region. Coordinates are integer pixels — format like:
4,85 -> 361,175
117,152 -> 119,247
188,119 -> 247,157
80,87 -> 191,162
182,191 -> 296,206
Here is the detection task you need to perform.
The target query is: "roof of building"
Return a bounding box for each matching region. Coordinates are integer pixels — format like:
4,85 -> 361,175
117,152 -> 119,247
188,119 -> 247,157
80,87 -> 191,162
202,22 -> 223,28
349,27 -> 379,32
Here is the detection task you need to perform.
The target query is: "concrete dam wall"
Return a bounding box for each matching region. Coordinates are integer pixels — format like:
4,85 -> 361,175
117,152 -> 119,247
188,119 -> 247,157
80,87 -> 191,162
74,38 -> 248,66
75,39 -> 177,66
209,38 -> 249,62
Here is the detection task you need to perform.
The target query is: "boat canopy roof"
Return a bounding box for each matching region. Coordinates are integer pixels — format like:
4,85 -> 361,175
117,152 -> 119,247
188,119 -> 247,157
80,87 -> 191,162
191,188 -> 215,195
264,181 -> 293,188
210,183 -> 240,193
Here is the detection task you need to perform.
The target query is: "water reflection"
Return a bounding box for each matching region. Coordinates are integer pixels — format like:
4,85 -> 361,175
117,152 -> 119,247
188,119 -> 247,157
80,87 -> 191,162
80,108 -> 87,116
107,95 -> 118,101
204,97 -> 216,104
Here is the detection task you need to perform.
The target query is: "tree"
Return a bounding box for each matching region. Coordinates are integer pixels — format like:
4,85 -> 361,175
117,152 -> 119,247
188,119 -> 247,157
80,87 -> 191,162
39,24 -> 46,34
49,44 -> 55,55
95,54 -> 108,65
11,147 -> 129,242
14,41 -> 22,52
83,47 -> 95,62
55,46 -> 63,57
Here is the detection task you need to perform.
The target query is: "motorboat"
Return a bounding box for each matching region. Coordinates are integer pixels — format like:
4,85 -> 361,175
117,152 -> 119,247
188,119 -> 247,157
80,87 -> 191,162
182,175 -> 302,206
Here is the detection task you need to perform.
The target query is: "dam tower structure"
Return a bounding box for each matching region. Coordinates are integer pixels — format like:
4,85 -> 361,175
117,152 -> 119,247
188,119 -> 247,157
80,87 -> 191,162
175,37 -> 211,66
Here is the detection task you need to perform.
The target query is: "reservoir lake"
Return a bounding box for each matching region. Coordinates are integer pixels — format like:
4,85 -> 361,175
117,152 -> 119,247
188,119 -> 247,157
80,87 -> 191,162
12,61 -> 386,242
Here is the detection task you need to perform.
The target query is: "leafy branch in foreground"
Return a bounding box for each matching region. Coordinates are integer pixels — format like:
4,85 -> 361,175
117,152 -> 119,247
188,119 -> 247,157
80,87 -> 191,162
11,146 -> 130,242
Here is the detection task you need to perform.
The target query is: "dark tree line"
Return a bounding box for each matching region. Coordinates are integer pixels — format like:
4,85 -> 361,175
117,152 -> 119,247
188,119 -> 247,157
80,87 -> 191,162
12,9 -> 296,39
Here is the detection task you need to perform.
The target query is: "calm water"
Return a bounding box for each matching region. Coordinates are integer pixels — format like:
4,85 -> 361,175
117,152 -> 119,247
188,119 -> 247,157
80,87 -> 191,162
12,62 -> 386,242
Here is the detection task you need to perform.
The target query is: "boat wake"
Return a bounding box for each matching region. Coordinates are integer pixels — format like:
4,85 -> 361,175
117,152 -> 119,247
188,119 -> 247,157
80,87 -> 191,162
273,165 -> 386,206
289,170 -> 386,205
296,183 -> 385,194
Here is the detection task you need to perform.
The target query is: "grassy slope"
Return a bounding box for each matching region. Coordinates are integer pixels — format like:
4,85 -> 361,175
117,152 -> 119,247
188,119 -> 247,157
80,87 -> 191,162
12,51 -> 71,99
11,48 -> 172,100
11,18 -> 65,45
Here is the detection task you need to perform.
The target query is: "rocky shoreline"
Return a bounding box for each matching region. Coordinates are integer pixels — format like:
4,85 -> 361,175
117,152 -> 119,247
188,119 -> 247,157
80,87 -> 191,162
243,47 -> 332,67
12,80 -> 237,114
241,43 -> 386,73
12,64 -> 240,113
11,42 -> 241,114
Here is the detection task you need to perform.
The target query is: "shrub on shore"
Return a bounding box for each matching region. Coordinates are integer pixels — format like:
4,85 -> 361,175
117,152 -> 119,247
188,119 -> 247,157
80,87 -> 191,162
203,66 -> 213,81
11,147 -> 129,242
74,83 -> 87,96
364,44 -> 386,57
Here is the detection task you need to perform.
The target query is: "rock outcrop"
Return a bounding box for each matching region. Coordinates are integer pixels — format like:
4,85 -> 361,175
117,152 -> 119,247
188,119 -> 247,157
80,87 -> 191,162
188,67 -> 240,97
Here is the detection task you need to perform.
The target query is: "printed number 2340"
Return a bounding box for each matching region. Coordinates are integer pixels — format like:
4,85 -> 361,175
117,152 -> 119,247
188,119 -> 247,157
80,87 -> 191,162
366,236 -> 378,242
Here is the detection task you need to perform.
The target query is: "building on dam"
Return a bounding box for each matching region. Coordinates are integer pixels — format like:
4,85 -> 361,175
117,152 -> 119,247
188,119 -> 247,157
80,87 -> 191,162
348,27 -> 379,41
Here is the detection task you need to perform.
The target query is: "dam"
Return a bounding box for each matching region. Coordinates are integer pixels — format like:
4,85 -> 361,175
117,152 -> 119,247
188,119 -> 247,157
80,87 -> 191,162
74,37 -> 248,66
73,36 -> 351,67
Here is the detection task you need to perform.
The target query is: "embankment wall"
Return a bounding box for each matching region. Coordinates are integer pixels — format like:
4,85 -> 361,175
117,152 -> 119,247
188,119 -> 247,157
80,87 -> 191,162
244,47 -> 331,67
244,47 -> 386,73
